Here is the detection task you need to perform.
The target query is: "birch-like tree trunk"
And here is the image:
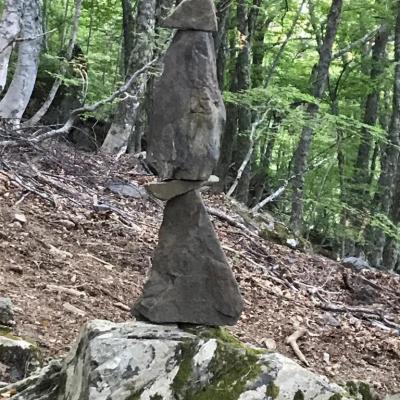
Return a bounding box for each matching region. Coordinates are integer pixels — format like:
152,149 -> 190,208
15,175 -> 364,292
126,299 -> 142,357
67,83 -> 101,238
0,0 -> 42,125
289,0 -> 343,235
0,0 -> 24,93
24,0 -> 83,128
101,0 -> 157,154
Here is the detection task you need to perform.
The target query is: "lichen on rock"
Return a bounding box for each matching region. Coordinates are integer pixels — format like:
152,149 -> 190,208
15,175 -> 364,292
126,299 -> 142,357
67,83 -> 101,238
0,320 -> 358,400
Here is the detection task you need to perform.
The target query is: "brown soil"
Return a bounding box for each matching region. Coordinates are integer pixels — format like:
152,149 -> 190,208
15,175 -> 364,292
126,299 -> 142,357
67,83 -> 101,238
0,144 -> 399,395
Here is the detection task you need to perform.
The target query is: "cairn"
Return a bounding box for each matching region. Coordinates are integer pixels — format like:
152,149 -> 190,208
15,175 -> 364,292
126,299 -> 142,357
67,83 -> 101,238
133,0 -> 244,326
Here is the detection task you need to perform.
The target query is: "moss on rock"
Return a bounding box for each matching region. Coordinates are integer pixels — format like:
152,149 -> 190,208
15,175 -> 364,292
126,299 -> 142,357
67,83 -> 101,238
172,327 -> 263,400
266,382 -> 280,399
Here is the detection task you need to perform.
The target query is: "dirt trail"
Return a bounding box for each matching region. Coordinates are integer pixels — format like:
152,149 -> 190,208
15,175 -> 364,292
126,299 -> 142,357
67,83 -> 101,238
0,145 -> 399,394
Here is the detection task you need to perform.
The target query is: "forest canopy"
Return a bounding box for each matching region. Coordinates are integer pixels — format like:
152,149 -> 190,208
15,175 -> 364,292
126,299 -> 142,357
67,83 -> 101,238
0,0 -> 400,272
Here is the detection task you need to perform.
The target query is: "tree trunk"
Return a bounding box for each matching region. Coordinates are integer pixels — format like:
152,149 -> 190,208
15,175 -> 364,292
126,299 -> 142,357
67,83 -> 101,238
24,0 -> 83,128
353,25 -> 389,199
367,2 -> 400,269
0,0 -> 23,93
289,0 -> 343,234
233,0 -> 261,204
121,0 -> 135,76
0,0 -> 42,125
214,0 -> 232,89
102,0 -> 157,154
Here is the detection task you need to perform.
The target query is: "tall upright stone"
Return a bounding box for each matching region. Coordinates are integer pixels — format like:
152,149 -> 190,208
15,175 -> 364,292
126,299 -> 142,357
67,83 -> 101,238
147,4 -> 225,181
134,0 -> 243,326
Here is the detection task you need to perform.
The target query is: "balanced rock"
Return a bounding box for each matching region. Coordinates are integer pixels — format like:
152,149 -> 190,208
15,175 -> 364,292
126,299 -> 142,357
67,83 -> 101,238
161,0 -> 218,32
147,31 -> 226,181
133,190 -> 243,326
146,175 -> 219,201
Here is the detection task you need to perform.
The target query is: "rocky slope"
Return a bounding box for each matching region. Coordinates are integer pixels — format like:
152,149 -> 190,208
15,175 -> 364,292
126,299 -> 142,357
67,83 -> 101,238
0,144 -> 399,395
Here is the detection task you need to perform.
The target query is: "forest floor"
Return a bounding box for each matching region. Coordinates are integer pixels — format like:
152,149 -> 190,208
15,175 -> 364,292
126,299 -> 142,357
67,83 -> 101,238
0,143 -> 399,395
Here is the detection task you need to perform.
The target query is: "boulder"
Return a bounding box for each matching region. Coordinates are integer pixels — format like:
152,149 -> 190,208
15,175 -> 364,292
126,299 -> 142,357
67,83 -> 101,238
161,0 -> 218,32
147,30 -> 226,181
0,298 -> 14,327
1,320 -> 357,400
0,332 -> 39,382
133,190 -> 243,326
146,176 -> 219,201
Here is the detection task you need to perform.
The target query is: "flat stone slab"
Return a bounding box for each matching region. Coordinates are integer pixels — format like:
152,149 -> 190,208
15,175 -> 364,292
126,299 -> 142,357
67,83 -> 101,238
161,0 -> 218,32
147,30 -> 226,181
146,175 -> 219,201
133,190 -> 243,326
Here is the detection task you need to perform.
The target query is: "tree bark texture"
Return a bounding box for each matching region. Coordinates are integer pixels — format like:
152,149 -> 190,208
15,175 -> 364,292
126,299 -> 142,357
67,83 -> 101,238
0,0 -> 24,93
232,0 -> 260,204
0,0 -> 42,124
290,0 -> 343,234
102,0 -> 156,154
24,0 -> 83,128
353,25 -> 390,200
368,2 -> 400,269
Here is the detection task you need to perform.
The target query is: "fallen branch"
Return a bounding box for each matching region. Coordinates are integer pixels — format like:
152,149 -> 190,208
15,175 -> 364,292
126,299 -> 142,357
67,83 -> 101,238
206,206 -> 258,237
0,59 -> 157,147
251,181 -> 289,213
285,327 -> 310,366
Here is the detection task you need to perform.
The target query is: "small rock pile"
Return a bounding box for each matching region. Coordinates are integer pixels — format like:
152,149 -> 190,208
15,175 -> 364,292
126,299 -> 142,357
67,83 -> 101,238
133,0 -> 244,326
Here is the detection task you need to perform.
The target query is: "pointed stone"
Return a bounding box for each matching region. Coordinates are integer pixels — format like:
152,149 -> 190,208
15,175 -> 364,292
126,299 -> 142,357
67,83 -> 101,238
133,190 -> 243,326
161,0 -> 218,32
147,31 -> 226,181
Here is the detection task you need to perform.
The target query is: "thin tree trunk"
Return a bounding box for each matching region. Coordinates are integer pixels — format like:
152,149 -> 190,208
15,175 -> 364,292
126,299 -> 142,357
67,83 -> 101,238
0,0 -> 42,125
353,25 -> 389,199
0,0 -> 23,93
234,0 -> 261,204
24,0 -> 83,128
102,0 -> 157,154
264,0 -> 306,89
382,168 -> 400,270
367,2 -> 400,269
121,0 -> 134,76
290,0 -> 343,234
215,0 -> 232,89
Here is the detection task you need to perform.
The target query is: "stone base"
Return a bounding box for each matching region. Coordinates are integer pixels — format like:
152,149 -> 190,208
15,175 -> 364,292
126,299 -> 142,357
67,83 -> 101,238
1,320 -> 354,400
133,190 -> 243,326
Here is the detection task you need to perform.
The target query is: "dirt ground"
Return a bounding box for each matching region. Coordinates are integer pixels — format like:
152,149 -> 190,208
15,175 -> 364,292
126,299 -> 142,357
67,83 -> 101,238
0,144 -> 399,395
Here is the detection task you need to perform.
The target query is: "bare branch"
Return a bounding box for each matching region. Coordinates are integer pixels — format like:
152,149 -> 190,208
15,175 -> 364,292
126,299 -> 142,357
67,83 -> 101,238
0,59 -> 157,147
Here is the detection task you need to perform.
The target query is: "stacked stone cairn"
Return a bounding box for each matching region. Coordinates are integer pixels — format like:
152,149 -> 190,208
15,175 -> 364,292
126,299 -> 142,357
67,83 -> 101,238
133,0 -> 244,326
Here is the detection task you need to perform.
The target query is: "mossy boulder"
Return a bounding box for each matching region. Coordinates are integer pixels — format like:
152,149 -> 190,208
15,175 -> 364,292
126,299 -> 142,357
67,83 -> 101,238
1,320 -> 352,400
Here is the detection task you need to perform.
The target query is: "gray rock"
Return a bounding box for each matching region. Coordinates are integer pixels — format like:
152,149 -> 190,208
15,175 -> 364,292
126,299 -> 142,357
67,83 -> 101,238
0,333 -> 39,382
342,256 -> 370,271
147,30 -> 226,181
146,175 -> 219,201
161,0 -> 218,32
107,182 -> 147,199
0,298 -> 13,327
3,320 -> 353,400
134,190 -> 243,326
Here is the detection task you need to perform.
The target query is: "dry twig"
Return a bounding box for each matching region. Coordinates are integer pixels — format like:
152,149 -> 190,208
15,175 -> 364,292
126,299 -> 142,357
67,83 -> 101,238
285,327 -> 310,366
